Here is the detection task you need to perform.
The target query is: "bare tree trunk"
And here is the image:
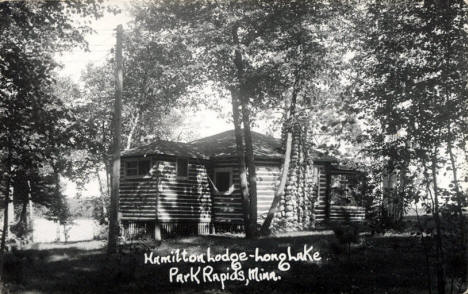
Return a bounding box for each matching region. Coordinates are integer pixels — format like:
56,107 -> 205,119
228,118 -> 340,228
105,161 -> 111,199
260,132 -> 292,234
230,89 -> 251,238
447,132 -> 463,213
126,112 -> 140,150
446,129 -> 466,287
101,117 -> 112,200
27,180 -> 33,243
1,180 -> 10,253
241,103 -> 258,238
20,200 -> 27,229
260,73 -> 299,233
431,153 -> 446,294
0,159 -> 12,291
96,167 -> 109,223
232,24 -> 257,238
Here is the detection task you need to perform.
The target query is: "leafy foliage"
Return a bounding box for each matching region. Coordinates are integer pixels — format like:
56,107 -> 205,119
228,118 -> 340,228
0,1 -> 105,226
346,1 -> 468,292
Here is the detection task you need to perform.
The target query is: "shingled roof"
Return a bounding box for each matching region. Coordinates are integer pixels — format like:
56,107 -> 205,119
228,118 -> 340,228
121,140 -> 208,159
121,130 -> 337,162
190,130 -> 283,159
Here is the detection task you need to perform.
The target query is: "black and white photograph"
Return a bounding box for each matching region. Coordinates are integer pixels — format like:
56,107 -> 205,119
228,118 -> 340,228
1,0 -> 468,293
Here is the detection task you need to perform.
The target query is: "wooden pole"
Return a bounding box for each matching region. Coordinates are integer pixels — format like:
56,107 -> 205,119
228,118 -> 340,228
107,24 -> 123,255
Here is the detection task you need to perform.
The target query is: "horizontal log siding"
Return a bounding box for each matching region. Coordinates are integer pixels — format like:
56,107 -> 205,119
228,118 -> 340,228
119,157 -> 212,224
256,165 -> 281,221
157,160 -> 211,223
120,159 -> 158,220
314,166 -> 365,222
119,154 -> 365,238
210,159 -> 281,224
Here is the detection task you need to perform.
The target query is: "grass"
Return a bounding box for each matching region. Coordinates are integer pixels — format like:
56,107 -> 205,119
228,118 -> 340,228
3,231 -> 443,294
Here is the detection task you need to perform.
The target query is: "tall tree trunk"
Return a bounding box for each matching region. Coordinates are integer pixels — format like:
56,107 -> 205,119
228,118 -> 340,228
230,89 -> 251,238
446,129 -> 466,280
27,180 -> 34,243
96,167 -> 109,223
382,158 -> 398,222
240,101 -> 257,237
447,130 -> 463,213
431,152 -> 446,294
1,178 -> 10,253
105,161 -> 111,199
101,117 -> 111,200
232,24 -> 257,238
259,52 -> 302,233
20,200 -> 27,229
0,157 -> 12,291
260,132 -> 292,234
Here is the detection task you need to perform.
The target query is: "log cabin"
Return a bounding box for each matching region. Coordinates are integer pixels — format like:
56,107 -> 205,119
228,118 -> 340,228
119,130 -> 365,240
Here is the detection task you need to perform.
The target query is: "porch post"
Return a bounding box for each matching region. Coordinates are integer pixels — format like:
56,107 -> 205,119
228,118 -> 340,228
154,191 -> 161,241
154,165 -> 162,242
154,222 -> 161,241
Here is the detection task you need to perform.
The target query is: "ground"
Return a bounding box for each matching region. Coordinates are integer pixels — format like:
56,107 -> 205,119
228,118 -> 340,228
2,231 -> 458,294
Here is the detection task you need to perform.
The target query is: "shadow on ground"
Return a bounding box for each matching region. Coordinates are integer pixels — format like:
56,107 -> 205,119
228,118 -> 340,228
4,232 -> 431,294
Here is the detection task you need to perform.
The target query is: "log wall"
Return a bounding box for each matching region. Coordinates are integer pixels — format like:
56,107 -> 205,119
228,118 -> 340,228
120,156 -> 212,236
120,155 -> 365,239
314,166 -> 366,222
120,158 -> 158,221
210,159 -> 281,225
156,160 -> 211,223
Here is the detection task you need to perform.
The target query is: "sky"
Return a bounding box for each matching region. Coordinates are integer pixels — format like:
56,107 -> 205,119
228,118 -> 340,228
56,3 -> 129,82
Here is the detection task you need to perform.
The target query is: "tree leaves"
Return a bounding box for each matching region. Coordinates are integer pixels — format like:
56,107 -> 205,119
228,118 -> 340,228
0,0 -> 104,218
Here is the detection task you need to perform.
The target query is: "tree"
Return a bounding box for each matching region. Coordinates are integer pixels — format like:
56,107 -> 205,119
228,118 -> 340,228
131,0 -> 328,237
257,1 -> 358,232
130,0 -> 364,236
0,0 -> 105,287
349,1 -> 468,292
130,0 -> 271,237
74,19 -> 211,233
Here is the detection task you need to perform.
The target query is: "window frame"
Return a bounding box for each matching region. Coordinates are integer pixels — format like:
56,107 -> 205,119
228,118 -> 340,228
176,158 -> 189,179
213,167 -> 233,195
124,158 -> 152,178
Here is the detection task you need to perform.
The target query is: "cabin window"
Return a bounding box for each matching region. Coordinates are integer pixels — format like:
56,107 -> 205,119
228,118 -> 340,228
125,159 -> 151,177
176,158 -> 189,177
215,171 -> 231,193
213,168 -> 232,194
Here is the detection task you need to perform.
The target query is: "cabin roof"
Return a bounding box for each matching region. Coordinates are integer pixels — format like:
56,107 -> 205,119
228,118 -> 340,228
121,140 -> 209,159
190,130 -> 283,159
121,130 -> 337,162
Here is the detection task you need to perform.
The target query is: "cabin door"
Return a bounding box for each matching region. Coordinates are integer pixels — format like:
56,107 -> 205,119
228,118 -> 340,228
213,168 -> 233,195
